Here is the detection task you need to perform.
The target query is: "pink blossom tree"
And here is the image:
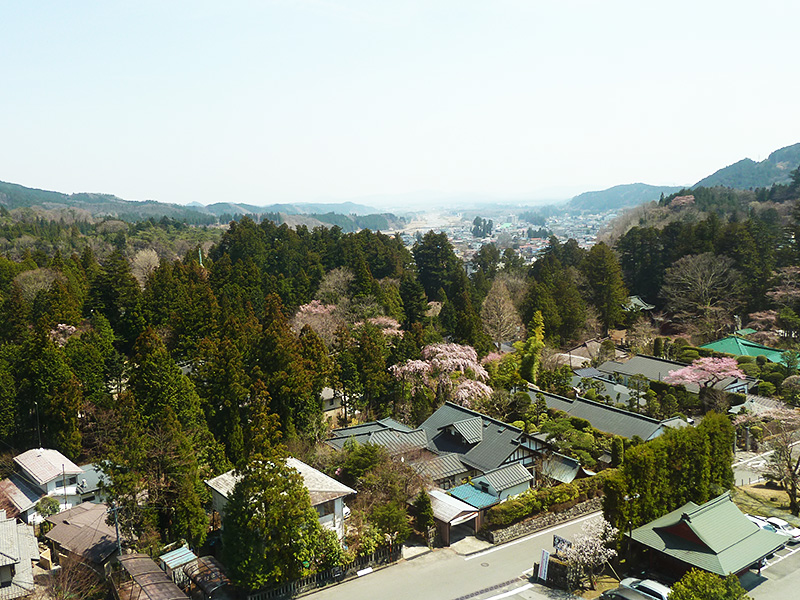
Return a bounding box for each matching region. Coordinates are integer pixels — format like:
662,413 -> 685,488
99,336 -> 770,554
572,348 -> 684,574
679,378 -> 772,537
391,343 -> 491,409
664,357 -> 745,389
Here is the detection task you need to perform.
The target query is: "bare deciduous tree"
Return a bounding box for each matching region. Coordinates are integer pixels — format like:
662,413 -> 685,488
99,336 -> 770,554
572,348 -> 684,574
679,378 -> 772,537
13,268 -> 63,303
35,556 -> 106,600
480,279 -> 524,347
662,253 -> 742,322
130,248 -> 160,287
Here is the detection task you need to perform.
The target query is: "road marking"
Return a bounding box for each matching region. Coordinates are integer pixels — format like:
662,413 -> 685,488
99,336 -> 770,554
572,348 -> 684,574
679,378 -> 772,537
465,511 -> 602,561
763,544 -> 800,570
480,583 -> 533,600
733,441 -> 800,468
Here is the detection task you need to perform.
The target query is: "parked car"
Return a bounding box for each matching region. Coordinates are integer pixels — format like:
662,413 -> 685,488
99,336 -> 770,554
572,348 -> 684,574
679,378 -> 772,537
766,517 -> 800,543
601,588 -> 651,600
619,577 -> 672,600
746,514 -> 779,533
600,588 -> 653,600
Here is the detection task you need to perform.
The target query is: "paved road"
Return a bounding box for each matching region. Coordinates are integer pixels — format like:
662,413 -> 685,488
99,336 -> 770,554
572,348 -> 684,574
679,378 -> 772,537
308,514 -> 600,600
743,539 -> 800,600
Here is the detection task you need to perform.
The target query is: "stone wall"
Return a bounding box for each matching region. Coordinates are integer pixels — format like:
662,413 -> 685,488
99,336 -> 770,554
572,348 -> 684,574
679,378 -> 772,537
481,497 -> 603,545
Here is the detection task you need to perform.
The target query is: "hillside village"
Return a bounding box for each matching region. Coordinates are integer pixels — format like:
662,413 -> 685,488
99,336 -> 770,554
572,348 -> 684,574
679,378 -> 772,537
0,162 -> 797,600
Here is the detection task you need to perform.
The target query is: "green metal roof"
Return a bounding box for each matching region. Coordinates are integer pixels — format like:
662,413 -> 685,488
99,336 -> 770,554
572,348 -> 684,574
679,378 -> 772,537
448,484 -> 499,509
629,492 -> 785,575
700,336 -> 787,365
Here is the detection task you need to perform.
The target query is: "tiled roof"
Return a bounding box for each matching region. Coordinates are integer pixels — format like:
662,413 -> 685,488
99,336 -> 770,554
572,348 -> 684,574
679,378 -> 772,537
452,417 -> 483,444
474,463 -> 533,492
14,448 -> 82,486
448,484 -> 500,509
729,394 -> 786,415
45,502 -> 118,565
421,403 -> 535,473
206,457 -> 354,507
410,454 -> 469,483
326,419 -> 415,451
630,492 -> 786,576
541,453 -> 580,484
535,391 -> 666,441
0,513 -> 38,599
367,428 -> 428,454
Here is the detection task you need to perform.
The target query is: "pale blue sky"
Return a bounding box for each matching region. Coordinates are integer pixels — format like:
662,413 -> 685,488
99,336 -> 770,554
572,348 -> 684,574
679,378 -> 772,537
1,1 -> 798,207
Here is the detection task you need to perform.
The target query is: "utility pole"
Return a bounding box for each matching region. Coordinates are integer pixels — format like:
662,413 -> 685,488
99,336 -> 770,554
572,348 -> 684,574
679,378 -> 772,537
108,503 -> 123,557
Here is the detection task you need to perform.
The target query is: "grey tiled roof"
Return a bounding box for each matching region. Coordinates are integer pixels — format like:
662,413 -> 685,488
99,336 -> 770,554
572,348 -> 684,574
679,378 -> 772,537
474,463 -> 533,492
541,453 -> 580,484
327,418 -> 415,451
368,428 -> 428,454
420,403 -> 535,473
410,453 -> 469,483
535,391 -> 666,441
452,417 -> 483,444
0,513 -> 37,599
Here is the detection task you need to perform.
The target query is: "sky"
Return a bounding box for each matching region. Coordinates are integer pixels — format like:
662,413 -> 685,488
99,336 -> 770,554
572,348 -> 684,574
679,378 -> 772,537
1,1 -> 799,209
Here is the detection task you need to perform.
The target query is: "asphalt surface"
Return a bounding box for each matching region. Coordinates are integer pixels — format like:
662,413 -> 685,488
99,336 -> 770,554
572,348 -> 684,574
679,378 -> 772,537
307,514 -> 597,600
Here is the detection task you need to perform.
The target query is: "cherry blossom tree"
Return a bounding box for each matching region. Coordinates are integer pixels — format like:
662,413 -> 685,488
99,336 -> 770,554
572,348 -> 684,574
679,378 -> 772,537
291,300 -> 343,347
561,517 -> 618,590
391,343 -> 492,409
664,357 -> 745,389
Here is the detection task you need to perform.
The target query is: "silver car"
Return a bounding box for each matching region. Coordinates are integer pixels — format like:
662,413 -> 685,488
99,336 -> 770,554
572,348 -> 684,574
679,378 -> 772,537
619,577 -> 672,600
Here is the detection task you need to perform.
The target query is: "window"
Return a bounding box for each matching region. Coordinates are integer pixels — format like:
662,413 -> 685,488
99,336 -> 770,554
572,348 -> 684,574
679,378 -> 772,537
55,478 -> 64,488
315,500 -> 335,518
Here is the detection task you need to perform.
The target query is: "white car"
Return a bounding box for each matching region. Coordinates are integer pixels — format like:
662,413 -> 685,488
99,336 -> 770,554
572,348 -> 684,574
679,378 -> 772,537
619,577 -> 672,600
746,514 -> 779,533
766,517 -> 800,543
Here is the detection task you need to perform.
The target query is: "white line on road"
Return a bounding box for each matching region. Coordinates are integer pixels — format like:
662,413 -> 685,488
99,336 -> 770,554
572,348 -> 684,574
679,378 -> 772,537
764,544 -> 800,570
465,511 -> 602,561
480,583 -> 533,600
733,441 -> 800,468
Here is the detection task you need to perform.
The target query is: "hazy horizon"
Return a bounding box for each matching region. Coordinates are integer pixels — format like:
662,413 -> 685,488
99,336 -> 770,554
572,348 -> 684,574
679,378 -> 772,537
2,2 -> 797,208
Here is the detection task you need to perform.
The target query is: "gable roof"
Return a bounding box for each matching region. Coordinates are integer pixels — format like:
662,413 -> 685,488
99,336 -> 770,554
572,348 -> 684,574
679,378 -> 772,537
541,452 -> 582,484
428,490 -> 479,526
206,457 -> 355,507
13,448 -> 82,486
700,336 -> 788,366
420,402 -> 540,473
326,418 -> 415,451
473,463 -> 533,492
0,512 -> 38,598
409,453 -> 469,483
534,391 -> 667,441
45,502 -> 118,565
452,417 -> 483,444
729,394 -> 785,415
630,492 -> 785,575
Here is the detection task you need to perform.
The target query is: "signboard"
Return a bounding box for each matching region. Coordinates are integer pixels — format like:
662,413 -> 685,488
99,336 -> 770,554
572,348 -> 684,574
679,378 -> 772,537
553,534 -> 572,556
538,549 -> 550,582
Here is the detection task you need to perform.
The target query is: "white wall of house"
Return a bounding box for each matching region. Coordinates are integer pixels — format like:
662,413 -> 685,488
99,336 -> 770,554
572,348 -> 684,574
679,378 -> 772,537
315,497 -> 347,540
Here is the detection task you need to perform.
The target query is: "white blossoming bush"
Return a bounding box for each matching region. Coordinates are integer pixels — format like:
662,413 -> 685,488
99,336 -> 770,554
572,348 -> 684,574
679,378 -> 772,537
561,517 -> 618,590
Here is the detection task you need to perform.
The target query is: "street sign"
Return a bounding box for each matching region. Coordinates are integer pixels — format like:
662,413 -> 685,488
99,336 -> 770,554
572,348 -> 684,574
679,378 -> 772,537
553,534 -> 571,556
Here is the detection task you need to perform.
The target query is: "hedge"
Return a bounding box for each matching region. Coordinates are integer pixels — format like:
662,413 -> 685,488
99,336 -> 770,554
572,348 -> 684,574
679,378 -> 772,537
484,470 -> 615,529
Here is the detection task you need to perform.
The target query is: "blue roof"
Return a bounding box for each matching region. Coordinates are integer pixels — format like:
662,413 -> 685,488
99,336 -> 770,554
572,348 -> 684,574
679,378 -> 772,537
448,484 -> 500,509
159,545 -> 197,569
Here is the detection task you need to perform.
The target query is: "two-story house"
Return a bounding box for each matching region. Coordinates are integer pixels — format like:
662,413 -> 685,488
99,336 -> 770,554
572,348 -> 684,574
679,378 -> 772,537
0,448 -> 84,523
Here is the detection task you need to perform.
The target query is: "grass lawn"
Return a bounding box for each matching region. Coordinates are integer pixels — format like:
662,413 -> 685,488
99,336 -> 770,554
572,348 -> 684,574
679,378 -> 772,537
732,483 -> 800,525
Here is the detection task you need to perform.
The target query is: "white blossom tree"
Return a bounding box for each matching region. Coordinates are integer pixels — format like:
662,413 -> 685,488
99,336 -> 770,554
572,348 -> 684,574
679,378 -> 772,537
561,517 -> 618,590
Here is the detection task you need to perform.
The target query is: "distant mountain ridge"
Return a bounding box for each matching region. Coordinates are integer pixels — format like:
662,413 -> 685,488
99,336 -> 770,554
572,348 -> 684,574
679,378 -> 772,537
694,142 -> 800,189
566,183 -> 683,212
0,180 -> 395,230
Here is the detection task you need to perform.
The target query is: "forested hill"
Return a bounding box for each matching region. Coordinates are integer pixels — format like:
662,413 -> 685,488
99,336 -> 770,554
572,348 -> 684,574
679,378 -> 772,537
0,180 -> 215,224
566,183 -> 683,212
0,180 -> 402,231
694,142 -> 800,189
